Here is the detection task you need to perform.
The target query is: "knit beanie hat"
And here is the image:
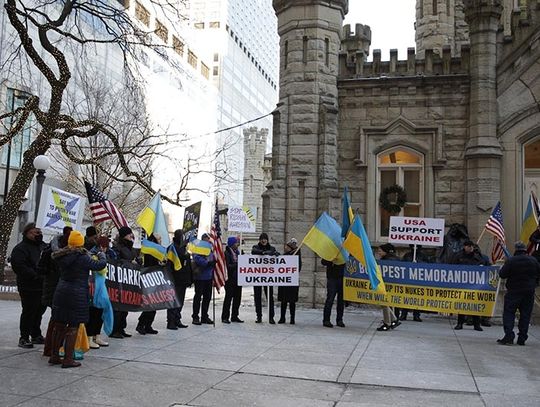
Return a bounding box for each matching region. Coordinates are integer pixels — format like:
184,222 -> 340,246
286,238 -> 298,248
86,226 -> 97,237
118,226 -> 133,239
379,243 -> 395,254
68,230 -> 84,247
514,241 -> 527,252
227,236 -> 238,247
259,233 -> 269,241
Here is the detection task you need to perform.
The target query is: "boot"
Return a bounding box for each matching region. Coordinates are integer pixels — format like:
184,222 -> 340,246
43,319 -> 54,357
278,302 -> 286,324
62,327 -> 81,368
94,335 -> 108,347
289,303 -> 296,325
48,322 -> 67,365
88,336 -> 100,349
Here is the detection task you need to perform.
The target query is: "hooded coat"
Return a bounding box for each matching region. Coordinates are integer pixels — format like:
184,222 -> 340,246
51,247 -> 107,325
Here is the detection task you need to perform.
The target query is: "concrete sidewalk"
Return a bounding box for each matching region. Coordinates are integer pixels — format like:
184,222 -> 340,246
0,299 -> 539,407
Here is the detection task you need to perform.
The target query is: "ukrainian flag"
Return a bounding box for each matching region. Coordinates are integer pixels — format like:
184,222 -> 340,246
140,239 -> 167,262
187,239 -> 212,256
167,244 -> 182,271
520,193 -> 539,251
302,212 -> 345,264
136,193 -> 171,247
343,214 -> 386,293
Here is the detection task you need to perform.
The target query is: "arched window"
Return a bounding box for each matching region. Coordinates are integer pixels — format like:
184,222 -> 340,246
377,147 -> 424,239
523,137 -> 540,202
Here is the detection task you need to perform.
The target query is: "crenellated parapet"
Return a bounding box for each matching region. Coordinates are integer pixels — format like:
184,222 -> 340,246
338,45 -> 470,79
341,23 -> 372,65
498,0 -> 540,61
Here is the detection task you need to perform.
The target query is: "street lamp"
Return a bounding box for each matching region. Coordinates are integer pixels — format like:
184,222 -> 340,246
3,90 -> 30,205
33,155 -> 50,221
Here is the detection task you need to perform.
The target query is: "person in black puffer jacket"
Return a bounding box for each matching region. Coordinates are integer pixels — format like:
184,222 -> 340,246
38,226 -> 72,356
167,229 -> 192,329
497,241 -> 540,346
10,223 -> 47,349
221,236 -> 243,324
49,230 -> 107,368
252,233 -> 278,324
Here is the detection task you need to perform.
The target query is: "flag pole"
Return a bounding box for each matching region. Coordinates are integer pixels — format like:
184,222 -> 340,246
212,286 -> 216,328
476,228 -> 487,245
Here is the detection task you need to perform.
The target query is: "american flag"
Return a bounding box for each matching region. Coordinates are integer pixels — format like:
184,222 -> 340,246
484,202 -> 507,263
210,200 -> 227,291
84,181 -> 129,229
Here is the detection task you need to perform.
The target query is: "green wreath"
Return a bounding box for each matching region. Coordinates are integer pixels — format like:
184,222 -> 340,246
379,184 -> 407,214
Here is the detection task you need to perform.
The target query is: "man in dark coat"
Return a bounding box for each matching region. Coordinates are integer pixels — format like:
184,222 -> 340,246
110,226 -> 138,338
167,229 -> 192,329
451,240 -> 485,331
278,238 -> 301,324
497,241 -> 540,345
252,233 -> 278,324
11,223 -> 47,348
84,226 -> 98,250
192,233 -> 215,325
221,236 -> 243,323
38,226 -> 71,356
321,257 -> 346,328
136,234 -> 161,335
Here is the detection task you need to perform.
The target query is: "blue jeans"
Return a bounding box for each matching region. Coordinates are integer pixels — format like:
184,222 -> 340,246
323,278 -> 344,323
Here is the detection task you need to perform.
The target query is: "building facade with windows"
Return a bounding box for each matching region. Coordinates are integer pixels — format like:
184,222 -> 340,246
264,0 -> 540,305
189,0 -> 279,205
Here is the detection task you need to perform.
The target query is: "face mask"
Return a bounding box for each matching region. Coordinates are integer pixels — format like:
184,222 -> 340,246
34,234 -> 43,242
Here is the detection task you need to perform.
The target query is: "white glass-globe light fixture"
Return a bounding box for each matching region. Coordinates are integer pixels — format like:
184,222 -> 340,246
33,155 -> 51,171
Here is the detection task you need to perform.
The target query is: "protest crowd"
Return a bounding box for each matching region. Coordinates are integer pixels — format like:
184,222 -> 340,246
8,189 -> 540,369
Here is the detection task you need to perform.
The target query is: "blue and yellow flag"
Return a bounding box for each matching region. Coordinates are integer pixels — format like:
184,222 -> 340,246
136,193 -> 170,247
302,212 -> 345,264
187,239 -> 212,256
140,239 -> 167,262
520,192 -> 539,253
342,186 -> 354,238
167,244 -> 182,271
343,214 -> 386,293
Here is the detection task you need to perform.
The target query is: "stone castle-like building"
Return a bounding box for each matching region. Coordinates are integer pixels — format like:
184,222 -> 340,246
262,0 -> 540,305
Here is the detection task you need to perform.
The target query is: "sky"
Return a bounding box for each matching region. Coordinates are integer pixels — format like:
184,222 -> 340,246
344,0 -> 416,61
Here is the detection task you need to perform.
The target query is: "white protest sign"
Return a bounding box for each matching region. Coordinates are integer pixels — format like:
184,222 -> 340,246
36,186 -> 85,234
388,216 -> 445,247
228,206 -> 257,233
237,255 -> 299,286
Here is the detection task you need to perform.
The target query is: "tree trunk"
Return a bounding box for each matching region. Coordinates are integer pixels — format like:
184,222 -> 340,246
0,135 -> 50,282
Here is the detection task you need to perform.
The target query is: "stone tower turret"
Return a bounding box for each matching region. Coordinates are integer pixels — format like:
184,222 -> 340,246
464,0 -> 503,237
415,0 -> 469,58
265,0 -> 348,304
243,127 -> 268,245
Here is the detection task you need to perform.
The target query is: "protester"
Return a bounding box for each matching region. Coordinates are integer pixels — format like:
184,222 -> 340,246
85,235 -> 114,348
375,243 -> 401,331
38,226 -> 71,356
451,240 -> 484,331
497,241 -> 540,345
277,238 -> 301,325
221,236 -> 243,324
252,233 -> 278,324
136,234 -> 161,335
167,229 -> 192,329
84,226 -> 98,250
192,233 -> 215,325
321,258 -> 345,328
529,224 -> 540,263
11,223 -> 47,349
474,244 -> 493,327
110,226 -> 138,339
396,244 -> 427,322
49,230 -> 107,368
